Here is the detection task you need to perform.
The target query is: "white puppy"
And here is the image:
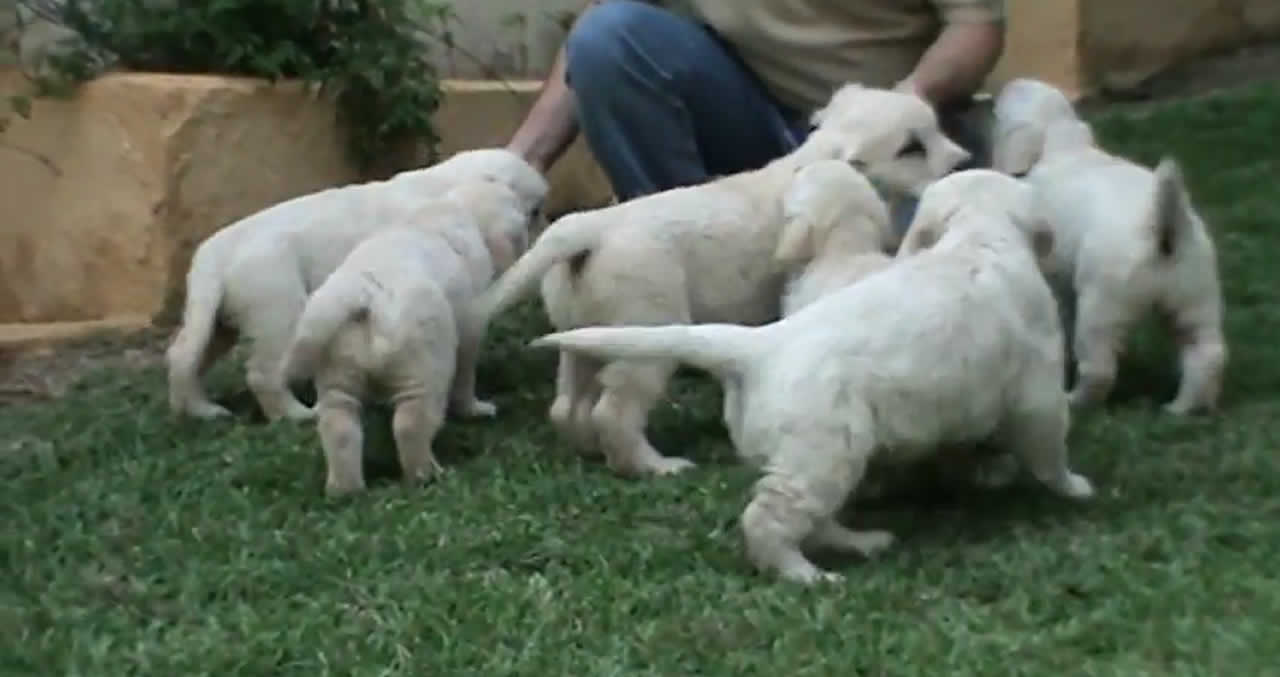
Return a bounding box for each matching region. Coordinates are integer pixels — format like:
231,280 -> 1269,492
276,186 -> 531,496
990,78 -> 1080,177
991,81 -> 1227,414
166,148 -> 548,422
532,170 -> 1094,584
474,84 -> 971,477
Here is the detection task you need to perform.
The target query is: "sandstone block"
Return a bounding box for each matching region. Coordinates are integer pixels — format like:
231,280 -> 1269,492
990,0 -> 1280,97
0,70 -> 360,327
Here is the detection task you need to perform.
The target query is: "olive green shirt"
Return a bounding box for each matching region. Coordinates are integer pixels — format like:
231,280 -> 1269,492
671,0 -> 1005,112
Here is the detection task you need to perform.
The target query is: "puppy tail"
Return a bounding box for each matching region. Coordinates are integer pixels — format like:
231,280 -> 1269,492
280,272 -> 371,382
469,211 -> 607,323
1150,156 -> 1200,259
530,323 -> 763,380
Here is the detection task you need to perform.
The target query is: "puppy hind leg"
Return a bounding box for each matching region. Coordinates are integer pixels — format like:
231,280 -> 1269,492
744,425 -> 877,584
548,350 -> 604,455
591,359 -> 693,476
392,396 -> 446,486
1165,309 -> 1227,416
167,323 -> 238,419
235,271 -> 315,422
999,400 -> 1094,500
316,391 -> 366,497
1068,288 -> 1130,409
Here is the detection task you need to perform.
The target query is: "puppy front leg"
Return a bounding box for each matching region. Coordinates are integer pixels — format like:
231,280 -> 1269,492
447,308 -> 497,418
392,396 -> 446,486
316,393 -> 366,497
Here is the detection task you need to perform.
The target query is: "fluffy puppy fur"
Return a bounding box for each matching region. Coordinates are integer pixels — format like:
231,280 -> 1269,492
276,189 -> 531,496
473,84 -> 971,477
990,77 -> 1226,413
1017,117 -> 1227,414
532,170 -> 1094,584
166,149 -> 547,422
776,161 -> 897,315
990,78 -> 1080,176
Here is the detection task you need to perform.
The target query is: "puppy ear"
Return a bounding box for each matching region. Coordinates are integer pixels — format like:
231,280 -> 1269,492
992,124 -> 1045,176
774,216 -> 814,264
1030,225 -> 1055,261
897,224 -> 938,257
895,198 -> 948,257
1024,221 -> 1054,263
917,127 -> 971,177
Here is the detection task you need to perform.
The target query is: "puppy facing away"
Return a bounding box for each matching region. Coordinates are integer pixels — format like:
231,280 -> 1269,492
473,84 -> 971,478
775,161 -> 897,316
166,149 -> 547,422
991,87 -> 1227,414
990,77 -> 1080,176
277,189 -> 531,496
533,170 -> 1094,584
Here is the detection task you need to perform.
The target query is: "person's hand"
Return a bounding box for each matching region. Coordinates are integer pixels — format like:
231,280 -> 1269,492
892,77 -> 926,100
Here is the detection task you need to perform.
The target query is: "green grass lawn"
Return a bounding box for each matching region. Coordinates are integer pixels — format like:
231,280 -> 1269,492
5,82 -> 1280,676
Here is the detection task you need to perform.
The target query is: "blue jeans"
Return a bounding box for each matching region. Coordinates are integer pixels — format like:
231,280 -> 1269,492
564,0 -> 991,233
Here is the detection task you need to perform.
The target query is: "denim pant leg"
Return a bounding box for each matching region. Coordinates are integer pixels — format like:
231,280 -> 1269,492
564,0 -> 805,201
888,99 -> 996,237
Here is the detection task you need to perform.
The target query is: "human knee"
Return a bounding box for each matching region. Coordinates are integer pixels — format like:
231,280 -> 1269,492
565,1 -> 659,90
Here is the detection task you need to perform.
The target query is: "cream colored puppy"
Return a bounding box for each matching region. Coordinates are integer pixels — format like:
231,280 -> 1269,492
277,187 -> 530,496
166,149 -> 547,422
990,85 -> 1227,414
532,170 -> 1094,584
474,84 -> 970,477
776,162 -> 897,315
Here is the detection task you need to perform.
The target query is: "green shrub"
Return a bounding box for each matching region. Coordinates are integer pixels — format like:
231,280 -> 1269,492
9,0 -> 455,171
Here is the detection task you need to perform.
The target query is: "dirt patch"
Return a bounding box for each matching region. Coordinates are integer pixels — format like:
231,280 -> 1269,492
0,327 -> 171,407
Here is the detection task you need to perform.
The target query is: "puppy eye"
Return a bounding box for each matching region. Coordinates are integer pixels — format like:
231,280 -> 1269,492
896,132 -> 925,158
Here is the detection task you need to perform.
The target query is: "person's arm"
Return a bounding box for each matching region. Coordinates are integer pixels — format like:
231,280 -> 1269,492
506,1 -> 605,174
896,1 -> 1006,107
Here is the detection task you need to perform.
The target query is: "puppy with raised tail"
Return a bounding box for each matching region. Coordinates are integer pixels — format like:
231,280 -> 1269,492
532,170 -> 1094,584
277,183 -> 531,497
474,84 -> 970,478
991,78 -> 1227,414
166,148 -> 547,423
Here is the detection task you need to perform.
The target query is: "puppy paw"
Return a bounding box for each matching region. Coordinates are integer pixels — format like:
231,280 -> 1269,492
809,523 -> 895,558
184,401 -> 233,419
325,479 -> 366,498
647,455 -> 697,476
1162,399 -> 1209,417
454,399 -> 499,418
1058,472 -> 1095,500
781,564 -> 845,586
283,405 -> 317,422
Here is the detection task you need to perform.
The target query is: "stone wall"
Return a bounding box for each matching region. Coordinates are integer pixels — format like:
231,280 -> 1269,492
0,71 -> 609,342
